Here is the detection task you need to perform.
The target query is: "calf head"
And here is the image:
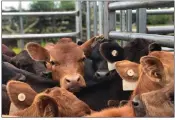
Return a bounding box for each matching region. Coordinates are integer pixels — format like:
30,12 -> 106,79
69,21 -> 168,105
43,87 -> 91,117
123,38 -> 161,63
7,80 -> 91,117
115,54 -> 170,96
26,37 -> 99,92
132,82 -> 174,117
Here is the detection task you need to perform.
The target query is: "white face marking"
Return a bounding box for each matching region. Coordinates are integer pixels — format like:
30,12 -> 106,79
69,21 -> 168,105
122,79 -> 137,91
127,69 -> 134,77
111,50 -> 118,57
18,93 -> 26,101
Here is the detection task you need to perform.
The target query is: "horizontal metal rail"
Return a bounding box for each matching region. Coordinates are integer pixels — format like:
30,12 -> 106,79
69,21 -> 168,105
2,11 -> 78,16
109,1 -> 174,10
109,31 -> 174,48
116,9 -> 174,15
147,25 -> 174,34
2,32 -> 78,39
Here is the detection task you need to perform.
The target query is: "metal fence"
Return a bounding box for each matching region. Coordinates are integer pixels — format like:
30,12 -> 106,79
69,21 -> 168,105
2,0 -> 174,49
2,0 -> 82,49
102,0 -> 174,48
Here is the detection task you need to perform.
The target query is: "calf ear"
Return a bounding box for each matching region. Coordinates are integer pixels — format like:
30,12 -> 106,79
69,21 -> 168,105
140,56 -> 166,84
26,42 -> 50,62
148,43 -> 161,53
7,80 -> 37,110
80,35 -> 104,57
35,94 -> 59,117
100,42 -> 124,63
115,60 -> 139,82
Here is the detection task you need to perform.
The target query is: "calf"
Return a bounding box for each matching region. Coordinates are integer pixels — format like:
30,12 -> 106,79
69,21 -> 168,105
8,50 -> 48,76
2,62 -> 26,84
100,38 -> 161,64
26,36 -> 101,92
2,44 -> 16,57
132,81 -> 174,117
6,80 -> 92,117
86,51 -> 173,117
3,62 -> 58,92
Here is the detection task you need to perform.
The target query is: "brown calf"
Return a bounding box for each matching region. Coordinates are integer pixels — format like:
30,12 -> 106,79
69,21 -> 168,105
87,51 -> 174,117
6,80 -> 92,117
26,36 -> 100,92
132,81 -> 174,117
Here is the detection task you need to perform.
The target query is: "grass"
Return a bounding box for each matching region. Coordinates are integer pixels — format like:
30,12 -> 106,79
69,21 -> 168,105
12,41 -> 46,54
12,47 -> 22,54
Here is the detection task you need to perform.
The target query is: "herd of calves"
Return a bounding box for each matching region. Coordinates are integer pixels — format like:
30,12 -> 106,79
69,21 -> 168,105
2,35 -> 174,117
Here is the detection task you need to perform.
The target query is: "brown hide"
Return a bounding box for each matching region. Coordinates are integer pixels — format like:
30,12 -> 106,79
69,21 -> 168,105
133,82 -> 174,117
7,81 -> 91,117
26,36 -> 100,92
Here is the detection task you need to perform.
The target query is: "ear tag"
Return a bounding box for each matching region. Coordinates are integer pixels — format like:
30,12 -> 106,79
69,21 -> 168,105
111,50 -> 118,57
122,79 -> 137,91
18,93 -> 26,102
127,69 -> 134,77
107,62 -> 116,71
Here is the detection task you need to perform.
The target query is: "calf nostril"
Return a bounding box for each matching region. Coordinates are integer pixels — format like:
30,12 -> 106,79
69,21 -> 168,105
95,72 -> 100,77
66,79 -> 71,83
77,77 -> 80,82
105,72 -> 110,76
132,101 -> 139,107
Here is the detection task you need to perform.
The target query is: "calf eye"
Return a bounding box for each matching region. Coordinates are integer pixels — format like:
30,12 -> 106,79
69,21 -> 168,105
79,57 -> 85,62
50,61 -> 55,65
50,61 -> 60,66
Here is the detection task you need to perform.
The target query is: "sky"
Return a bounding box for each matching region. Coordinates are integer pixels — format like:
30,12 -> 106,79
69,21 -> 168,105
2,1 -> 31,10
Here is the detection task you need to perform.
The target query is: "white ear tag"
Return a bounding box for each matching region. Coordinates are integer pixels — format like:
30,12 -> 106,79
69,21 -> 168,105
107,62 -> 116,71
111,50 -> 118,56
127,69 -> 134,76
18,93 -> 26,101
122,79 -> 137,91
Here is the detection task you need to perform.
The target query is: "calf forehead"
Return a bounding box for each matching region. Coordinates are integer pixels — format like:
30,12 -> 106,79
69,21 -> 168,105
49,42 -> 84,61
46,87 -> 77,99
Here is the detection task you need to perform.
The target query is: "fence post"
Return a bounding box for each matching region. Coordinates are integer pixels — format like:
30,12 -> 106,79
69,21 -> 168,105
93,1 -> 97,36
104,1 -> 116,39
120,10 -> 126,46
86,1 -> 91,40
75,1 -> 82,42
136,8 -> 147,33
18,0 -> 24,49
98,1 -> 104,35
126,9 -> 132,32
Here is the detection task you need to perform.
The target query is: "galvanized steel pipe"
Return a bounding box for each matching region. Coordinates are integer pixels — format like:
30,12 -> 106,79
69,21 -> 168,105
2,32 -> 78,39
115,9 -> 174,15
109,1 -> 174,10
2,11 -> 78,16
109,31 -> 174,48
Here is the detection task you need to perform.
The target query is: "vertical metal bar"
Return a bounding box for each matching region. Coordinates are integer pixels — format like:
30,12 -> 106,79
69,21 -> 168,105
98,1 -> 104,35
126,9 -> 132,32
18,0 -> 24,49
104,1 -> 116,39
75,1 -> 82,42
93,1 -> 97,36
136,8 -> 147,33
120,10 -> 126,46
86,1 -> 91,40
